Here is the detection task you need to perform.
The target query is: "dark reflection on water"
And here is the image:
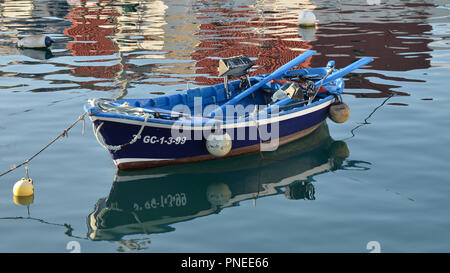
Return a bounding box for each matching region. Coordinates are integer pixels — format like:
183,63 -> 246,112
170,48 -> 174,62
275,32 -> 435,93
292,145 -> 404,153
87,122 -> 370,246
17,48 -> 54,60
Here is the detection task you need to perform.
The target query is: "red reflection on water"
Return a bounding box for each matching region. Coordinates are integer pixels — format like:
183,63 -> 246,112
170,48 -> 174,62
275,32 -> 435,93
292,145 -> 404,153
64,0 -> 122,90
189,3 -> 434,98
191,12 -> 313,86
64,2 -> 118,56
309,21 -> 432,98
61,1 -> 434,98
310,22 -> 432,71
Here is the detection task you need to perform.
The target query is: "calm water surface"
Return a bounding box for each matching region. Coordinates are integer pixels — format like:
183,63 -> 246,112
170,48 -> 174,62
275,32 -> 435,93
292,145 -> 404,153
0,0 -> 449,252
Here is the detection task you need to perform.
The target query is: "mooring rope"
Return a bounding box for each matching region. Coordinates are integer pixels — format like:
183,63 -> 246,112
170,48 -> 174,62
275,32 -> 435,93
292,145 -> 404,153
93,114 -> 150,151
0,113 -> 87,178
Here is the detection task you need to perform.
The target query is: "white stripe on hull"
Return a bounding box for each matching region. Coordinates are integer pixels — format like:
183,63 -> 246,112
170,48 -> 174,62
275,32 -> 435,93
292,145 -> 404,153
90,98 -> 334,130
113,158 -> 174,166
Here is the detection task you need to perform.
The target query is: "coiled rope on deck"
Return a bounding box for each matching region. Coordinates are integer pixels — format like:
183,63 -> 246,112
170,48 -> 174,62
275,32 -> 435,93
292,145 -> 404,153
0,113 -> 87,178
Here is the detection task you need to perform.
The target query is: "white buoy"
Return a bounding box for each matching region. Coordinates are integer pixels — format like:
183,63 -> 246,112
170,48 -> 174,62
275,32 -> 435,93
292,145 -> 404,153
206,183 -> 232,206
17,35 -> 54,49
298,10 -> 317,28
206,132 -> 232,157
328,102 -> 351,123
13,178 -> 34,197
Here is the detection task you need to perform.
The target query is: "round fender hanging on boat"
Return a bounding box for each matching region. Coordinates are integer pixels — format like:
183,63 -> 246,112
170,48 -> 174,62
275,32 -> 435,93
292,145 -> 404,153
13,178 -> 34,197
17,35 -> 53,49
328,101 -> 350,123
205,132 -> 232,157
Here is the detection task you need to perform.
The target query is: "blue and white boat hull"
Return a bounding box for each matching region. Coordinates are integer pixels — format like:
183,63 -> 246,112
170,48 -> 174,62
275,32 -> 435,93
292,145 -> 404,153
88,96 -> 335,170
85,52 -> 372,170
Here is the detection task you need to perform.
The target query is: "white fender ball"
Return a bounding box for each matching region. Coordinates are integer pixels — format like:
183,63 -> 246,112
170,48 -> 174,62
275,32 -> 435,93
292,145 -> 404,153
328,102 -> 350,123
298,10 -> 317,27
17,35 -> 54,49
13,178 -> 34,197
206,132 -> 232,157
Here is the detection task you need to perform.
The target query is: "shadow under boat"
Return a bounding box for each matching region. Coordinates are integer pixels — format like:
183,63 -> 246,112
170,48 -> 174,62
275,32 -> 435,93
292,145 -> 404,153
87,121 -> 370,241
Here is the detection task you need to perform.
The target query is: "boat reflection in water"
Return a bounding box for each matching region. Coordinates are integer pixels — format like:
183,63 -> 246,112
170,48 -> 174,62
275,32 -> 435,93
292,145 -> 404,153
87,121 -> 369,244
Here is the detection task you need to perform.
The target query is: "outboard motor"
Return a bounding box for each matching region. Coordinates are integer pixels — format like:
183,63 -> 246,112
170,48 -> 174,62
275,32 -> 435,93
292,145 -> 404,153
218,55 -> 255,98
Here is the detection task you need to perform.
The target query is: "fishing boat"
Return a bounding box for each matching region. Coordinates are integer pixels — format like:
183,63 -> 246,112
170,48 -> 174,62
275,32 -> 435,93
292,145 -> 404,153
84,50 -> 373,170
88,122 -> 371,241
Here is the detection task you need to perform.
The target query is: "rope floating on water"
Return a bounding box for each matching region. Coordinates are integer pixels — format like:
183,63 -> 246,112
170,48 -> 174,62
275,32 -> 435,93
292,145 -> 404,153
0,113 -> 87,178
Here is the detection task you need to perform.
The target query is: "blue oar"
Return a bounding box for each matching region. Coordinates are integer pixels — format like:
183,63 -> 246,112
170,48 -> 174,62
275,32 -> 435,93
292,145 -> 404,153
210,50 -> 316,117
267,57 -> 374,109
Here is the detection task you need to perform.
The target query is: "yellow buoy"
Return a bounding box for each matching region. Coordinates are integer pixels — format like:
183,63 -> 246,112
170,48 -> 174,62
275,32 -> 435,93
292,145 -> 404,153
298,10 -> 317,28
13,178 -> 34,197
13,194 -> 34,206
328,102 -> 351,123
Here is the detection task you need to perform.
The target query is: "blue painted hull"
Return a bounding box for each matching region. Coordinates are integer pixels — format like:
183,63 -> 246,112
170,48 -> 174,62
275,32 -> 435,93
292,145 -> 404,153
86,51 -> 375,170
90,96 -> 335,170
84,52 -> 374,170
